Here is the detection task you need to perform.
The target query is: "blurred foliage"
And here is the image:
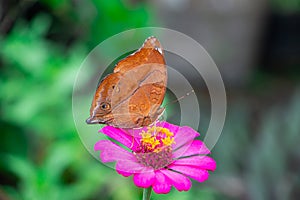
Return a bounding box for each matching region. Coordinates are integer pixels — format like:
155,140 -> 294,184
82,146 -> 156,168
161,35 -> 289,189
211,90 -> 300,200
1,0 -> 300,200
271,0 -> 300,13
0,0 -> 156,199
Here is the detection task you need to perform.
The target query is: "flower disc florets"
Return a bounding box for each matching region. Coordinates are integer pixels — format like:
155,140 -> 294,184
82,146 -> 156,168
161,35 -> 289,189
134,126 -> 175,169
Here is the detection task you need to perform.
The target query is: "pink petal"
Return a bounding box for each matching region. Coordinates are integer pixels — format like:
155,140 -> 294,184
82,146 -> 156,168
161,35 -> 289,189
94,140 -> 135,162
159,121 -> 180,135
116,160 -> 153,176
169,165 -> 210,183
100,126 -> 139,151
160,169 -> 191,191
152,171 -> 172,194
117,170 -> 132,177
133,171 -> 155,188
173,140 -> 210,158
172,126 -> 199,150
172,156 -> 216,171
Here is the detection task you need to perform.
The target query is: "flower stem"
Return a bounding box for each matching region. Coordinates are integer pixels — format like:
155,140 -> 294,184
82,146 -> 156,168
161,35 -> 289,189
142,187 -> 152,200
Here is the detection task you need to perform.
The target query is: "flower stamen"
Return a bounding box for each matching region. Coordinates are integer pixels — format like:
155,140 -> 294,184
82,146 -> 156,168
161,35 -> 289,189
135,125 -> 175,169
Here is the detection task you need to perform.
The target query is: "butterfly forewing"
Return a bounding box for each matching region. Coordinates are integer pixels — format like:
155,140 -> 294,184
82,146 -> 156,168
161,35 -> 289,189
86,36 -> 167,128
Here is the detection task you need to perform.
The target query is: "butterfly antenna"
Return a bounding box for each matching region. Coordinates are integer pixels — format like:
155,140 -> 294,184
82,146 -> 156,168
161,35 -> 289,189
164,90 -> 195,108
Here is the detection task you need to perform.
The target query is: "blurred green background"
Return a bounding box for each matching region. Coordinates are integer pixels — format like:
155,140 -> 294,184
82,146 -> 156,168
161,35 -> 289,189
1,0 -> 300,199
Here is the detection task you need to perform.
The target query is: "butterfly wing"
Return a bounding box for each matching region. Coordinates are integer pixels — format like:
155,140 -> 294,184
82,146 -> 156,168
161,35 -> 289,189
87,36 -> 167,128
86,73 -> 121,124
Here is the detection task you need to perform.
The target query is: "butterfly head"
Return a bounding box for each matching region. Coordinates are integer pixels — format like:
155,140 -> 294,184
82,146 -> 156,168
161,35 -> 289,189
86,73 -> 120,124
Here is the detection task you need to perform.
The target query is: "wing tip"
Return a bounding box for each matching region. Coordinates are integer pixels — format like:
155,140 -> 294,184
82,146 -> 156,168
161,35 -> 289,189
143,36 -> 163,54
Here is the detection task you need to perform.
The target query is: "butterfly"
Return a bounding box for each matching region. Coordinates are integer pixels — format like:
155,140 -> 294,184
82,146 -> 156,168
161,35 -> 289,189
86,36 -> 167,128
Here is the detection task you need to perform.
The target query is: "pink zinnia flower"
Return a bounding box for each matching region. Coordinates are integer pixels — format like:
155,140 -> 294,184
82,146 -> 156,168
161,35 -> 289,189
94,121 -> 216,194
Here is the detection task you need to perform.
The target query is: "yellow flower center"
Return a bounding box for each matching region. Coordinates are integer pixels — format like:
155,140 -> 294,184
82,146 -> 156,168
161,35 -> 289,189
135,126 -> 175,169
140,126 -> 175,153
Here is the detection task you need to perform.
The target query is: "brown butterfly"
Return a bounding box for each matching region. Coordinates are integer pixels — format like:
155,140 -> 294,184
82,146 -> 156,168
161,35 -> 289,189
86,36 -> 167,128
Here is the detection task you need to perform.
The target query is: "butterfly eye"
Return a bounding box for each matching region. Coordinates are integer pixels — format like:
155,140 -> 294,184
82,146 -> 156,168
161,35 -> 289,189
100,102 -> 111,111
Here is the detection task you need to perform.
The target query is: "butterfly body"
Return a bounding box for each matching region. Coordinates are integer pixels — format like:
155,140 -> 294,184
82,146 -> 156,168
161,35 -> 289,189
86,37 -> 167,128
